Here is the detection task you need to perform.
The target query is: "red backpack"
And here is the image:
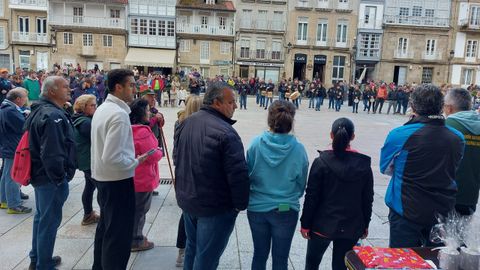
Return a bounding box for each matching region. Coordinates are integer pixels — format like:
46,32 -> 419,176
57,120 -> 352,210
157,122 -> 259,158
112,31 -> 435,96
11,131 -> 31,186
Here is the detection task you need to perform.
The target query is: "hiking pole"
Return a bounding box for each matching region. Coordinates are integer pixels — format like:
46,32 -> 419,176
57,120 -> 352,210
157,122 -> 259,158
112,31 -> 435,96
160,127 -> 175,187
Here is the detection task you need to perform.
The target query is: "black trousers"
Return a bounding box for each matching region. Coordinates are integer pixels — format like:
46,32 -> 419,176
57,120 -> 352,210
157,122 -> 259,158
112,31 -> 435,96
82,170 -> 96,215
305,233 -> 357,270
176,213 -> 187,249
92,178 -> 135,270
374,98 -> 385,113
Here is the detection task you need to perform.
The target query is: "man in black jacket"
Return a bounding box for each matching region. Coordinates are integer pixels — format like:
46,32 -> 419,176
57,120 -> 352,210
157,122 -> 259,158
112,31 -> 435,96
26,76 -> 76,270
174,81 -> 249,270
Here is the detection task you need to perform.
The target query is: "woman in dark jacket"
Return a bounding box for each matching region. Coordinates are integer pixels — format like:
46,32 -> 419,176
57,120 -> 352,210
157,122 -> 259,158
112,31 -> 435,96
72,94 -> 99,225
364,86 -> 376,114
300,118 -> 374,270
95,75 -> 106,105
352,85 -> 362,114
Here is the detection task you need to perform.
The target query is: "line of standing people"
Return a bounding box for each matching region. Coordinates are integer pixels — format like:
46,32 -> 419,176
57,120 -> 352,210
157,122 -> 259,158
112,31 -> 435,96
173,81 -> 374,270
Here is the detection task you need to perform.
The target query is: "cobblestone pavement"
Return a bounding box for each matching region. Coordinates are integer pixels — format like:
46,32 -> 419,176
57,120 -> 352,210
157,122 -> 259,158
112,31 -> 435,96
1,97 -> 478,270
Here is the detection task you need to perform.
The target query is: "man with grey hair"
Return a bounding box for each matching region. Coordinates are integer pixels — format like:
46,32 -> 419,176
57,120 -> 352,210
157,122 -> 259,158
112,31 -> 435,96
25,76 -> 76,270
174,81 -> 249,270
380,84 -> 465,248
444,88 -> 480,215
0,88 -> 31,214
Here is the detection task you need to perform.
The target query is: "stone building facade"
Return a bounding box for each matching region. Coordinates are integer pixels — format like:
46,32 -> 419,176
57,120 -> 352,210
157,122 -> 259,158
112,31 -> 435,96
49,0 -> 127,71
176,0 -> 235,78
450,0 -> 480,87
124,0 -> 176,75
0,0 -> 11,70
284,0 -> 359,86
377,0 -> 451,86
233,0 -> 287,83
10,0 -> 50,71
355,0 -> 384,83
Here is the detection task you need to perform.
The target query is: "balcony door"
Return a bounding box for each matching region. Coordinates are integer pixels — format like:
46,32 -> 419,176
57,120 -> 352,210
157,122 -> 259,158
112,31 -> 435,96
36,17 -> 46,42
18,16 -> 29,33
18,17 -> 29,42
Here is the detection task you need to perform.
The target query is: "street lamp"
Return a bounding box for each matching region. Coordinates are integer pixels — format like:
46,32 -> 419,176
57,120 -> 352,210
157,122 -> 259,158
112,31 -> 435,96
287,42 -> 292,54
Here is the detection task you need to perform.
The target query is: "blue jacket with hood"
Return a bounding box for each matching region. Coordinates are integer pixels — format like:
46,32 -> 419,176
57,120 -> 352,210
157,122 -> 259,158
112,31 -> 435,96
246,131 -> 309,212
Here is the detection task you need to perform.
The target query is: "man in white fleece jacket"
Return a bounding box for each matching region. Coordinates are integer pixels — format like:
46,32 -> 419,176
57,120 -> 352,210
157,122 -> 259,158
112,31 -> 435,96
91,69 -> 148,270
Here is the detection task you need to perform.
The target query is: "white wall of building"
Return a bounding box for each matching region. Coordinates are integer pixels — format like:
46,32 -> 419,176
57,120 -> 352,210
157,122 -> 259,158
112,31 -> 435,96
384,0 -> 450,20
451,65 -> 462,85
454,32 -> 466,58
50,2 -> 126,19
458,2 -> 470,25
358,3 -> 384,29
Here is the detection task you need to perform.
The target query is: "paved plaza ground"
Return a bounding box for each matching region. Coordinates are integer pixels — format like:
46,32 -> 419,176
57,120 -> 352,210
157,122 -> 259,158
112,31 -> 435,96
1,97 -> 479,270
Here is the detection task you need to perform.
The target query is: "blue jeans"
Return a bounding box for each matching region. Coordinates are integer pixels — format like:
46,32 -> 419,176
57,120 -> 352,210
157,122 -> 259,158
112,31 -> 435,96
29,180 -> 69,270
260,96 -> 266,107
240,95 -> 247,109
388,209 -> 440,248
0,158 -> 22,208
315,97 -> 323,110
335,99 -> 342,111
279,92 -> 285,100
247,210 -> 298,270
363,99 -> 369,111
265,97 -> 273,108
308,97 -> 315,108
183,210 -> 238,270
328,97 -> 335,109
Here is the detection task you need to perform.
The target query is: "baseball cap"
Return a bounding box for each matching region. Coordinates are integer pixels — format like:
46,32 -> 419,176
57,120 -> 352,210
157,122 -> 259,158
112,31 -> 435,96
140,89 -> 155,96
0,68 -> 8,73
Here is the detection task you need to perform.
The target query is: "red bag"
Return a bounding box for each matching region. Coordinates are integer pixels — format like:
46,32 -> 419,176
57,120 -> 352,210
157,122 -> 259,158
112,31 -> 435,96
11,131 -> 31,186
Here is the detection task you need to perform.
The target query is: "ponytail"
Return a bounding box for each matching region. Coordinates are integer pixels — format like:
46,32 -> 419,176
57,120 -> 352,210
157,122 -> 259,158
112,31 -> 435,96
331,118 -> 355,157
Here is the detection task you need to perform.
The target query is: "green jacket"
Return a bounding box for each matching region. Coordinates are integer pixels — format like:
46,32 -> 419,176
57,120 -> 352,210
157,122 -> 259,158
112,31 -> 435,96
446,111 -> 480,207
72,114 -> 92,171
23,78 -> 40,101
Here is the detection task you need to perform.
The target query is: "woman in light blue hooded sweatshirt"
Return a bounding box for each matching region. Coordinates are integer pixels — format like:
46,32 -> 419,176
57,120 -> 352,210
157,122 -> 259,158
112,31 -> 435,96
246,100 -> 309,270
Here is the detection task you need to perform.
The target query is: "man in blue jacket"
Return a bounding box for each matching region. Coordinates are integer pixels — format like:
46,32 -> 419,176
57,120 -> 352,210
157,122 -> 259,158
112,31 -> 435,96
26,76 -> 76,270
174,81 -> 249,270
0,88 -> 31,214
380,85 -> 465,248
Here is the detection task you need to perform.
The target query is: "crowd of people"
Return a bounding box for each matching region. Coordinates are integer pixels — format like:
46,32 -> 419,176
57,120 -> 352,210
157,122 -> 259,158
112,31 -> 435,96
0,66 -> 478,270
179,72 -> 480,115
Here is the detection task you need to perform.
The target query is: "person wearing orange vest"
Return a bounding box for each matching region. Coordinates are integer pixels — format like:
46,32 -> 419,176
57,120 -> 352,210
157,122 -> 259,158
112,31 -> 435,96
373,82 -> 388,114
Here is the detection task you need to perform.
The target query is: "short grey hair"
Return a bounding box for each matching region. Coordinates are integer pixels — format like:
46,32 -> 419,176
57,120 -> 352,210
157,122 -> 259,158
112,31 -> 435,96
203,81 -> 233,106
445,88 -> 472,111
6,87 -> 27,101
40,76 -> 62,97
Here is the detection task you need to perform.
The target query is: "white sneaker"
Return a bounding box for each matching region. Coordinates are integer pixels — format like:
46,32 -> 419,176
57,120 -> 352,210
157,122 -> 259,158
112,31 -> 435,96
176,248 -> 185,267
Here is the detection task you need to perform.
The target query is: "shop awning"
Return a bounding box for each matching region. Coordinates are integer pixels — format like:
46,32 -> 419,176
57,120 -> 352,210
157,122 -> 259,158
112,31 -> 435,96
124,48 -> 175,67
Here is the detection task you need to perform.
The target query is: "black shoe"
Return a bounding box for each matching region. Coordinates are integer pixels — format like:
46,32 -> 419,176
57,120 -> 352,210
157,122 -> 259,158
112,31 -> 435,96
152,190 -> 159,196
21,191 -> 29,200
29,256 -> 61,270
